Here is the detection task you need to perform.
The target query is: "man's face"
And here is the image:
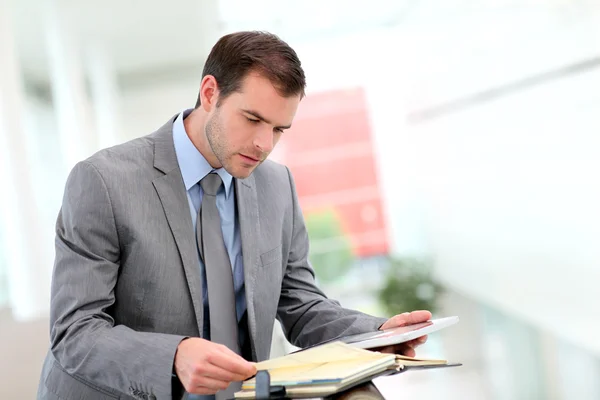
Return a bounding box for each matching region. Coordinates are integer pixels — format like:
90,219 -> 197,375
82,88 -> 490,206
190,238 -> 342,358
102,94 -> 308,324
205,73 -> 301,179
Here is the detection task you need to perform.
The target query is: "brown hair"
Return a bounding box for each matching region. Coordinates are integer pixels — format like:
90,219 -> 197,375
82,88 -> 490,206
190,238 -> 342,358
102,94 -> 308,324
195,31 -> 306,108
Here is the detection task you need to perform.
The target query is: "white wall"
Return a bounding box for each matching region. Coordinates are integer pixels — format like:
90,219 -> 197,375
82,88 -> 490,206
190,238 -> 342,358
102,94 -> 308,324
288,7 -> 600,357
119,77 -> 199,140
409,67 -> 600,354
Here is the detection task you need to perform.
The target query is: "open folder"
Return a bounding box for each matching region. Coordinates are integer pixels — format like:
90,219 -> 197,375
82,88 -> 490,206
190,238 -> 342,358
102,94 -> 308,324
234,342 -> 454,399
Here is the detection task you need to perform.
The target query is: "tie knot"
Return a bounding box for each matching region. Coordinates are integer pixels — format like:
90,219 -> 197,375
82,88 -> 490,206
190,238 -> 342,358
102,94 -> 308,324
200,173 -> 223,196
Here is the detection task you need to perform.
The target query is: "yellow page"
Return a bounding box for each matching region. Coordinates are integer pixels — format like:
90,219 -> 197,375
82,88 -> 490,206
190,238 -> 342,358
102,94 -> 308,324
395,354 -> 447,366
256,341 -> 386,371
243,343 -> 395,389
262,357 -> 384,383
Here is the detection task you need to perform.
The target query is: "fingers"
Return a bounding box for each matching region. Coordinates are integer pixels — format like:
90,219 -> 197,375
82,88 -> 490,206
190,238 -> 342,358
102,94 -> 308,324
402,347 -> 416,358
378,343 -> 417,358
378,345 -> 397,354
382,310 -> 433,330
406,335 -> 428,348
372,334 -> 429,358
208,345 -> 257,378
392,310 -> 432,326
199,362 -> 254,383
404,310 -> 432,325
187,375 -> 231,395
400,335 -> 427,356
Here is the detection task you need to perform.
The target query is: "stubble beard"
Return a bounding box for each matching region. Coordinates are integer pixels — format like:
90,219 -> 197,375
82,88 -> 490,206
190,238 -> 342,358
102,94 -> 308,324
205,111 -> 230,171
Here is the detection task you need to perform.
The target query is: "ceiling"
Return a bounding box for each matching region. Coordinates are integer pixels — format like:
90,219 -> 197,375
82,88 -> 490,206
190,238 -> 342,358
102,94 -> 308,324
8,0 -> 417,88
10,0 -> 219,86
7,0 -> 597,95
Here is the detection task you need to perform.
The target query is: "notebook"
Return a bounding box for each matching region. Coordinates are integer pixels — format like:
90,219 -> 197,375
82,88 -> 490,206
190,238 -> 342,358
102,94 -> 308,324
234,341 -> 454,399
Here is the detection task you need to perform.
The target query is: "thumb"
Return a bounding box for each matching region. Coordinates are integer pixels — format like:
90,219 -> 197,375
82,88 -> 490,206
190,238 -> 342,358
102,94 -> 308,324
381,310 -> 432,330
380,312 -> 411,330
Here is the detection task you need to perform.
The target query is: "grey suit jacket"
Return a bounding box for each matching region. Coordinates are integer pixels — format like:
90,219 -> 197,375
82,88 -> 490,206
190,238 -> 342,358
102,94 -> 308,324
37,114 -> 387,400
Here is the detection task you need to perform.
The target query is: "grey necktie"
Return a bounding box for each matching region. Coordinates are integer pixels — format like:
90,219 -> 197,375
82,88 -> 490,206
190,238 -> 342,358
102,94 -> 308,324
197,173 -> 241,400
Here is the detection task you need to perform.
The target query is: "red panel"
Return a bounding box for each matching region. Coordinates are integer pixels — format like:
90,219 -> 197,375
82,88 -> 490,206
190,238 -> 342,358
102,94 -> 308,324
285,111 -> 372,153
353,231 -> 389,257
290,154 -> 379,198
280,87 -> 389,257
295,87 -> 369,119
335,199 -> 387,235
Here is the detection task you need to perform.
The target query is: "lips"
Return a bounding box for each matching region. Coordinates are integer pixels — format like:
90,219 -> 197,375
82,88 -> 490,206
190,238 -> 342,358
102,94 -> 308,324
242,154 -> 260,162
240,153 -> 262,162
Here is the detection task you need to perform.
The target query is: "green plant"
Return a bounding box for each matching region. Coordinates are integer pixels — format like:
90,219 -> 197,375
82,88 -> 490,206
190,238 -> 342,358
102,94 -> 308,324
305,209 -> 354,284
377,257 -> 443,317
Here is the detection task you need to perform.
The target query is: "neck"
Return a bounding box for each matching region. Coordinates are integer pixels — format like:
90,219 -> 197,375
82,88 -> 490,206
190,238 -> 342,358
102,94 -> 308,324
183,108 -> 222,169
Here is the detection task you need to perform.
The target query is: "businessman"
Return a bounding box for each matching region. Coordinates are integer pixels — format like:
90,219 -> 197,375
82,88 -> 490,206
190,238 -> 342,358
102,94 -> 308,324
37,31 -> 431,400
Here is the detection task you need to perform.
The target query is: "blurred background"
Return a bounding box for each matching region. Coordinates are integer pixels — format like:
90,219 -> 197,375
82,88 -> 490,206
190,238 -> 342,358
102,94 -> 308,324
1,0 -> 600,399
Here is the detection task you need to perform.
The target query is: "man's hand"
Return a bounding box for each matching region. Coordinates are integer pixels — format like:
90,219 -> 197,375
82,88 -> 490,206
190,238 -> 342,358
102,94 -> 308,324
174,338 -> 257,395
377,310 -> 432,358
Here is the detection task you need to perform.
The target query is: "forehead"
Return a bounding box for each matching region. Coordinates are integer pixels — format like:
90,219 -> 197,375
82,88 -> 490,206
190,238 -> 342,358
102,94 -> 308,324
227,72 -> 301,122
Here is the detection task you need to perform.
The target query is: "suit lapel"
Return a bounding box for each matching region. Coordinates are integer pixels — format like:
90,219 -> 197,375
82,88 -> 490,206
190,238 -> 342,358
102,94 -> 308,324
235,176 -> 261,360
152,118 -> 204,335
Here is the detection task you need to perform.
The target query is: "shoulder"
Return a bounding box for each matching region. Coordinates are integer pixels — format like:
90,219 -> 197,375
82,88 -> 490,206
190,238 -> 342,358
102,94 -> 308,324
62,132 -> 163,200
84,134 -> 156,176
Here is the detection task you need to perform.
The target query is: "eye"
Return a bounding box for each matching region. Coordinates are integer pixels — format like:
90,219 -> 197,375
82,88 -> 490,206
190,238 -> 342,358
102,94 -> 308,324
246,117 -> 260,124
274,128 -> 284,134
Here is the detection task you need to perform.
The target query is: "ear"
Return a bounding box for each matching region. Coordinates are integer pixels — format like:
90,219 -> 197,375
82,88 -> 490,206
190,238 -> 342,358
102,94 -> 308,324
199,75 -> 219,112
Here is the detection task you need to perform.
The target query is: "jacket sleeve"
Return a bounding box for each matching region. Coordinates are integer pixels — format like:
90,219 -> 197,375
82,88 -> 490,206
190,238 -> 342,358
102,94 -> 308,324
276,167 -> 387,348
49,161 -> 185,399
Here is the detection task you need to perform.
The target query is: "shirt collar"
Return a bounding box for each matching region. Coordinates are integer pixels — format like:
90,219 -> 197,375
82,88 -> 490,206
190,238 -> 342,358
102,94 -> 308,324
172,110 -> 233,199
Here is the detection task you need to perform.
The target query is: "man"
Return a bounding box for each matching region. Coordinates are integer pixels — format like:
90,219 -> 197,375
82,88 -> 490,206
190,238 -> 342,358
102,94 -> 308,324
37,31 -> 431,400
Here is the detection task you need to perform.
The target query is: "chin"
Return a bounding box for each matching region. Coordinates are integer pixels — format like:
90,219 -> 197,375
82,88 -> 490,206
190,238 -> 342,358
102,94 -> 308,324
224,157 -> 262,179
229,166 -> 255,180
232,172 -> 250,180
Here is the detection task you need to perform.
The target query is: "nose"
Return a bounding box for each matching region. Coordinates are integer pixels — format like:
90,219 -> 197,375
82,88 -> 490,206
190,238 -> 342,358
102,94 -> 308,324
253,126 -> 274,153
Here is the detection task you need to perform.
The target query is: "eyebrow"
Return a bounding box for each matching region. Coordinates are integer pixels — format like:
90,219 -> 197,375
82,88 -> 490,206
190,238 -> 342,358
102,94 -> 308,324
242,109 -> 292,130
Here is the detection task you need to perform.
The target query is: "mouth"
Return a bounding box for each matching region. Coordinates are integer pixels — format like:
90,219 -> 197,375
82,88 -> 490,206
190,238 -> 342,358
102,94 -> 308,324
239,154 -> 261,165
